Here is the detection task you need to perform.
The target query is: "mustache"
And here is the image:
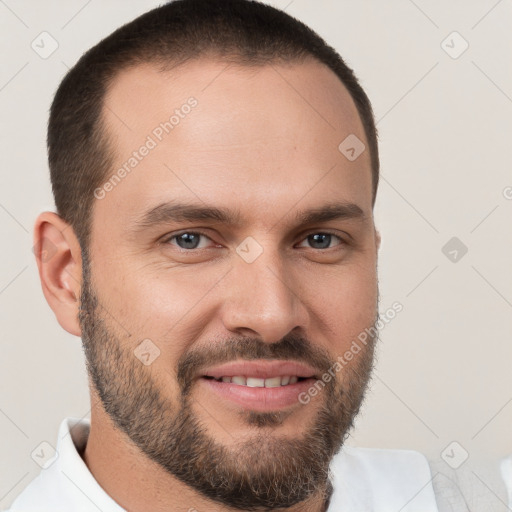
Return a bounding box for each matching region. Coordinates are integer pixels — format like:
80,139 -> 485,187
176,333 -> 334,395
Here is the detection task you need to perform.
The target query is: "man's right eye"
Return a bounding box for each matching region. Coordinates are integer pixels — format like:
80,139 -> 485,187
163,231 -> 215,250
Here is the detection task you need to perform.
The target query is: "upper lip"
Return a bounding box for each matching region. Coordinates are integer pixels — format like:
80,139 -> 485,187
201,360 -> 319,380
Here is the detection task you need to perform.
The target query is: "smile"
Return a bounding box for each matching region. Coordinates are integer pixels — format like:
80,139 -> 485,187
204,375 -> 303,387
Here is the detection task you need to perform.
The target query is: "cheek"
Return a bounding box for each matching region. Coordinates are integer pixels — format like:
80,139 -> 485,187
311,264 -> 378,347
105,265 -> 224,351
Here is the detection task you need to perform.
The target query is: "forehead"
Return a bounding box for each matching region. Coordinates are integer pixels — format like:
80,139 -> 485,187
95,58 -> 372,234
103,58 -> 364,147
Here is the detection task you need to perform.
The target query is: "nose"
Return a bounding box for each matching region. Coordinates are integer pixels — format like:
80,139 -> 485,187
219,246 -> 309,344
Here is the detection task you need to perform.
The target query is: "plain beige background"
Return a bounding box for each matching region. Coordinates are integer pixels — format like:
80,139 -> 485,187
1,0 -> 511,508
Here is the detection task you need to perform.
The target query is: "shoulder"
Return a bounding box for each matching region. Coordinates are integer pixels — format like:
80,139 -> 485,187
327,446 -> 439,511
427,454 -> 512,512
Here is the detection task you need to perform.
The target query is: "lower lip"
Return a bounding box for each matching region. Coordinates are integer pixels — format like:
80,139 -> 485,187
199,377 -> 315,411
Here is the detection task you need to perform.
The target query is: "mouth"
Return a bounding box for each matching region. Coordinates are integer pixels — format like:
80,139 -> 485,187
197,360 -> 319,411
203,375 -> 308,387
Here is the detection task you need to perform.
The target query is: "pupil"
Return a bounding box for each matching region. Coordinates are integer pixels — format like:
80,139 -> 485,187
178,233 -> 199,249
310,233 -> 330,249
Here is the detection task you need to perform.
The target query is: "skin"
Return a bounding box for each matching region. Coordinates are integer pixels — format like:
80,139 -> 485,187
34,58 -> 381,511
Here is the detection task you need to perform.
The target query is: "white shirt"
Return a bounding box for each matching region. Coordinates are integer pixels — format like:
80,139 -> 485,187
6,417 -> 441,511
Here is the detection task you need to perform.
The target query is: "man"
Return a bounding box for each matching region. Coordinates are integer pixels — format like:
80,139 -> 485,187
9,0 -> 500,510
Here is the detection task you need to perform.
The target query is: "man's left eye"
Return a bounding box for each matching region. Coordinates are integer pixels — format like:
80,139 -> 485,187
296,233 -> 344,250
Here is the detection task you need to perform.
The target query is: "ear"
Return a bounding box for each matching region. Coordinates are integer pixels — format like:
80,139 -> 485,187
375,227 -> 381,251
33,212 -> 83,337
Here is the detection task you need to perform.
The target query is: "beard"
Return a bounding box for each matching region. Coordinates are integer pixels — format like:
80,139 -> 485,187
78,251 -> 378,511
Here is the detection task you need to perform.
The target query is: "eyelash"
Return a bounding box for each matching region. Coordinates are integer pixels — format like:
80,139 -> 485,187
162,230 -> 347,251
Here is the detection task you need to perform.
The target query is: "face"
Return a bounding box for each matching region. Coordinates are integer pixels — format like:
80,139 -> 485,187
79,58 -> 379,510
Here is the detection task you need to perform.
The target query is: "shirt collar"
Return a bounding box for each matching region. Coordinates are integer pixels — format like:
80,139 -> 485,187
45,417 -> 126,511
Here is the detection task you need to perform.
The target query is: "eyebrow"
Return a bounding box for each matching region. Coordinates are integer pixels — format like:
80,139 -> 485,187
131,200 -> 367,232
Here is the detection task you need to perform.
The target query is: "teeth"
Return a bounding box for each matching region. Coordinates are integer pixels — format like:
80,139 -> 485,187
246,377 -> 265,387
264,376 -> 282,388
219,375 -> 303,387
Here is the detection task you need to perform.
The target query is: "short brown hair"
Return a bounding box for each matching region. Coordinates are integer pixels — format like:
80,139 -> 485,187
48,0 -> 379,255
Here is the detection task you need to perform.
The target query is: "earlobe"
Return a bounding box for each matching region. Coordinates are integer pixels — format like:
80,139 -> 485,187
33,212 -> 83,337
